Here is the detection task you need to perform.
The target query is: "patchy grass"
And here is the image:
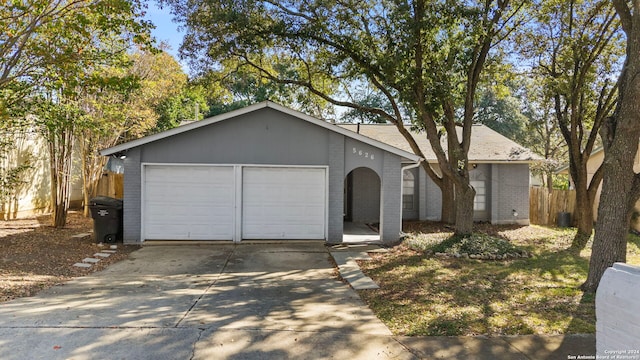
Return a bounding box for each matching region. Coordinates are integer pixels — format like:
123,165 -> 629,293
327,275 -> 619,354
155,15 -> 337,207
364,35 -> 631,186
359,222 -> 640,336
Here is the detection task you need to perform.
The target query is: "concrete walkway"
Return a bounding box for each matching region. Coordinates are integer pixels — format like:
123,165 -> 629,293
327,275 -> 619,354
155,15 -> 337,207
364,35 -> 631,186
0,244 -> 595,359
343,222 -> 381,244
329,244 -> 385,290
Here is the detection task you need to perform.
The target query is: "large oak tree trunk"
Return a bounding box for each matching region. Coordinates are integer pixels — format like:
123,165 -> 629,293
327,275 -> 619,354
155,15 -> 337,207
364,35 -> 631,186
571,181 -> 594,252
582,133 -> 636,291
582,1 -> 640,292
454,182 -> 475,235
441,180 -> 455,224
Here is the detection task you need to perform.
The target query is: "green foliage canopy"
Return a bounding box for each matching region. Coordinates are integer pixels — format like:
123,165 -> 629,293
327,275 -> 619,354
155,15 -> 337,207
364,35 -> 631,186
0,0 -> 152,112
166,0 -> 527,233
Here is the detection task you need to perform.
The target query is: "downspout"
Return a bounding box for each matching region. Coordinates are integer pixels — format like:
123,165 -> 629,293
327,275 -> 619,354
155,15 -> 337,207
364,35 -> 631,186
401,159 -> 423,181
400,159 -> 424,227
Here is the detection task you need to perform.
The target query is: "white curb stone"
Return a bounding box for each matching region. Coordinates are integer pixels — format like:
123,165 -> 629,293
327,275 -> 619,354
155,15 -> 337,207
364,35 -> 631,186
73,263 -> 92,268
82,258 -> 100,263
94,253 -> 111,258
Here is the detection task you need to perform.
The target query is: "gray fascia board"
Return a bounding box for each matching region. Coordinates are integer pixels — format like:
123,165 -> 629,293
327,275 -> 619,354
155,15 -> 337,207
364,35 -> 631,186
100,101 -> 422,163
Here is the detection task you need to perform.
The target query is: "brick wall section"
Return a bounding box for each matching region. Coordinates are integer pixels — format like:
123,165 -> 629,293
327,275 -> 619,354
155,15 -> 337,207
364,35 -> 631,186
351,167 -> 381,223
327,132 -> 345,243
380,152 -> 402,243
596,263 -> 640,355
122,148 -> 142,244
491,164 -> 530,224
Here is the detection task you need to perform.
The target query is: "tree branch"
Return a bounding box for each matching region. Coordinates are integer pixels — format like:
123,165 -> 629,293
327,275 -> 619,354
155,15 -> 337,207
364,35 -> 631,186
612,0 -> 632,34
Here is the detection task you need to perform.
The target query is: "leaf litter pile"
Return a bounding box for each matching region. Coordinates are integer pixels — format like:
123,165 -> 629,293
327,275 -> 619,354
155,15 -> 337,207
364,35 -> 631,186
0,212 -> 138,302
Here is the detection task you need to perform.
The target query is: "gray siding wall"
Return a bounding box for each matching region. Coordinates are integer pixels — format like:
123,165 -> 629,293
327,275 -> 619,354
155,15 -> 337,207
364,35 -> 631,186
344,137 -> 383,177
380,152 -> 402,243
140,109 -> 330,165
350,167 -> 381,223
119,107 -> 408,243
327,132 -> 344,243
422,166 -> 443,221
418,163 -> 530,224
490,163 -> 530,224
418,167 -> 428,220
123,148 -> 141,244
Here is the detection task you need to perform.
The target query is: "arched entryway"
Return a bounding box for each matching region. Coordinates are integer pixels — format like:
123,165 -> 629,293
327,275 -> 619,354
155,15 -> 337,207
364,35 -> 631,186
343,167 -> 381,243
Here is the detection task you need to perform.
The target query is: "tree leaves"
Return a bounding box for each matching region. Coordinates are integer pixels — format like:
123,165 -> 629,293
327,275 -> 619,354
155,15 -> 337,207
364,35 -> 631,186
1,0 -> 152,93
164,0 -> 527,233
1,0 -> 153,227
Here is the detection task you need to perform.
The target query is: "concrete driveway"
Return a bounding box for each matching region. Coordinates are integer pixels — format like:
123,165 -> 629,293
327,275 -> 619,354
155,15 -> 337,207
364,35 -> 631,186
0,243 -> 414,359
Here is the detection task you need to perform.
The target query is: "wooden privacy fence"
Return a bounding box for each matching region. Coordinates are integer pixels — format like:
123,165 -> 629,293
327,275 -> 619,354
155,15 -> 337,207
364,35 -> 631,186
96,172 -> 124,199
529,187 -> 576,226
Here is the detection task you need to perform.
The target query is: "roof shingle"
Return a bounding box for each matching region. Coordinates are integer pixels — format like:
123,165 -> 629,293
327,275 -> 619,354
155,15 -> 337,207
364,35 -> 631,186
338,124 -> 541,162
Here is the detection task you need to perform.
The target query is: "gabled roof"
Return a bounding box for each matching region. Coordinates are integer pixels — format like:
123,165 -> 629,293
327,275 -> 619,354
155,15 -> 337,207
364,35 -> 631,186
101,101 -> 422,162
339,124 -> 542,163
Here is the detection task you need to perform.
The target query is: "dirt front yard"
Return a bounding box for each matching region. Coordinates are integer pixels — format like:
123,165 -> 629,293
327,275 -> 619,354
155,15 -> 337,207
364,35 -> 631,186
0,212 -> 138,302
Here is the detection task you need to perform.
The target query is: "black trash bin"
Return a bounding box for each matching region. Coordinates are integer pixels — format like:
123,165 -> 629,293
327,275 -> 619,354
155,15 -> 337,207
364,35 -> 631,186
89,196 -> 123,243
557,211 -> 571,228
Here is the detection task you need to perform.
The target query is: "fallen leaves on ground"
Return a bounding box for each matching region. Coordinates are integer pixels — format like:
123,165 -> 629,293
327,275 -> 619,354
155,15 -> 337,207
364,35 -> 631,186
358,222 -> 596,336
0,211 -> 139,302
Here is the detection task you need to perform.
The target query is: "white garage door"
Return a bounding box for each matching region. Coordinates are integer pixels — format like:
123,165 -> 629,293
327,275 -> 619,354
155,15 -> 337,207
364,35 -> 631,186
143,165 -> 235,240
242,167 -> 326,239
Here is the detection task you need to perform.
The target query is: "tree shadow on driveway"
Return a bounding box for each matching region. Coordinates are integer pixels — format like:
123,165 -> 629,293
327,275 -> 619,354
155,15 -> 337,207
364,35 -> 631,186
0,244 -> 413,360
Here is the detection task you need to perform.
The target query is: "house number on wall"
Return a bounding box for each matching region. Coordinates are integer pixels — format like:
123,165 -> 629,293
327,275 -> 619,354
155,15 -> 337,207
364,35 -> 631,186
352,147 -> 375,160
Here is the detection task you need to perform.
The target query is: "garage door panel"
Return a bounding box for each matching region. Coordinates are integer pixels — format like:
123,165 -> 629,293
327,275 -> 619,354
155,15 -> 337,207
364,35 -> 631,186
242,167 -> 326,239
144,165 -> 327,241
147,186 -> 233,202
147,213 -> 234,225
144,165 -> 234,240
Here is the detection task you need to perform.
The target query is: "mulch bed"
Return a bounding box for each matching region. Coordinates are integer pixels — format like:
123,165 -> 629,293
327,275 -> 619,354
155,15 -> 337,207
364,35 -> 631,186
403,220 -> 528,236
0,211 -> 139,302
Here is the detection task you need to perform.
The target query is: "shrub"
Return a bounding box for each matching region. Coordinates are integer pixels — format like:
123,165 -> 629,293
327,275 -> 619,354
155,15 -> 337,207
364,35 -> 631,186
430,233 -> 525,256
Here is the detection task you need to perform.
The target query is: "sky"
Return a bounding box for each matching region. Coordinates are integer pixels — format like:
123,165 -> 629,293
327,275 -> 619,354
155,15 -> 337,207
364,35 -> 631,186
143,0 -> 188,70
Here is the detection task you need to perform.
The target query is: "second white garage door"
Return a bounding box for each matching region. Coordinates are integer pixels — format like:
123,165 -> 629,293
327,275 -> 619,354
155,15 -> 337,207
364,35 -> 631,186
242,167 -> 326,239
